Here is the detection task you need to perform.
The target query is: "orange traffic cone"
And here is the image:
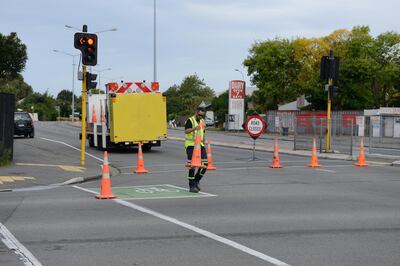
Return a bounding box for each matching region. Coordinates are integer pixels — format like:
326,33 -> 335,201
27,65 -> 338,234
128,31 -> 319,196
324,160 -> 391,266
96,151 -> 116,199
353,137 -> 368,167
134,143 -> 149,174
190,130 -> 203,168
206,140 -> 217,170
270,138 -> 283,168
92,105 -> 97,123
308,138 -> 321,168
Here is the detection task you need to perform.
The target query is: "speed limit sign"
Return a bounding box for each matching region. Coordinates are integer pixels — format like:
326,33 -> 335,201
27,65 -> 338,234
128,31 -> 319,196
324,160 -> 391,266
244,114 -> 266,139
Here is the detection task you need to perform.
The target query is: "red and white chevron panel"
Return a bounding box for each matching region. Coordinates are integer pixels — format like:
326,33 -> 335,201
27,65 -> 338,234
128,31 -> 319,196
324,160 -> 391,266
106,82 -> 159,94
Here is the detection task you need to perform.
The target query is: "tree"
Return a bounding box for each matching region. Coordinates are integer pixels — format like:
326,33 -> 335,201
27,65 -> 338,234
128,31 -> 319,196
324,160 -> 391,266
243,39 -> 300,110
0,32 -> 28,79
243,26 -> 400,111
56,90 -> 75,117
19,91 -> 57,121
0,75 -> 33,101
0,32 -> 32,102
211,90 -> 229,124
164,74 -> 215,117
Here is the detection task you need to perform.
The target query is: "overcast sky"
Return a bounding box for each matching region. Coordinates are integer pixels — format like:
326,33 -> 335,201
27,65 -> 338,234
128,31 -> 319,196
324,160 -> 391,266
1,0 -> 399,96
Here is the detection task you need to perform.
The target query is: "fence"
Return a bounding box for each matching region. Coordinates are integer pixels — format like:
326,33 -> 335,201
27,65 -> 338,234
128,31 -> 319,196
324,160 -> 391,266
293,115 -> 400,156
0,93 -> 15,164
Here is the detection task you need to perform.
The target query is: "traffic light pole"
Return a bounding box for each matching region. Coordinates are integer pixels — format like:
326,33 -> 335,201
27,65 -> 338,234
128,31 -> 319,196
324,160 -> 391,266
326,78 -> 332,152
80,65 -> 87,166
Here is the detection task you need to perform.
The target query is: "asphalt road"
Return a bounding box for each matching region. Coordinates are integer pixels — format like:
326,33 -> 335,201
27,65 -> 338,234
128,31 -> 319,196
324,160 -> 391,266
1,122 -> 400,266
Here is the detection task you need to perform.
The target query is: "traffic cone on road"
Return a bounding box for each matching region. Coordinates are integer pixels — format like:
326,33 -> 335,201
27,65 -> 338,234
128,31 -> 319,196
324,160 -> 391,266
308,138 -> 321,168
92,105 -> 97,123
270,138 -> 283,168
190,130 -> 203,168
96,151 -> 116,199
353,137 -> 368,167
134,143 -> 149,174
206,140 -> 217,170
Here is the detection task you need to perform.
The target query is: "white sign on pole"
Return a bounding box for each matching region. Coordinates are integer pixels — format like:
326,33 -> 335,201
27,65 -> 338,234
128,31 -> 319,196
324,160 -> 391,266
228,80 -> 245,130
371,116 -> 381,137
356,116 -> 365,136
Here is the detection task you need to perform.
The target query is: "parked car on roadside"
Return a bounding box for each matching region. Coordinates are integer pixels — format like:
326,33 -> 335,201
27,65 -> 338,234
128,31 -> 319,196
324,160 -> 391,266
205,116 -> 215,127
14,112 -> 35,138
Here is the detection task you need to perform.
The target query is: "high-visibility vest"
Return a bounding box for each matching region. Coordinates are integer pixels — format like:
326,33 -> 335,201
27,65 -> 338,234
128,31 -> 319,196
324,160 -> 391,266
185,116 -> 205,148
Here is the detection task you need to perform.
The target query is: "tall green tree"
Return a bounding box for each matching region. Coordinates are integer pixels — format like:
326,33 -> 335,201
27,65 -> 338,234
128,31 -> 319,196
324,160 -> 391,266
0,32 -> 27,79
0,32 -> 32,102
0,75 -> 33,101
211,90 -> 229,124
243,39 -> 300,110
164,74 -> 215,117
244,26 -> 400,111
56,90 -> 75,117
19,91 -> 57,121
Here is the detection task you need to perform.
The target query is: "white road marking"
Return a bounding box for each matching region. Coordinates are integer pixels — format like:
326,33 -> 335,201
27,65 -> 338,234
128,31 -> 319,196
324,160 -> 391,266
0,223 -> 42,266
314,168 -> 337,173
73,185 -> 291,266
39,137 -> 103,162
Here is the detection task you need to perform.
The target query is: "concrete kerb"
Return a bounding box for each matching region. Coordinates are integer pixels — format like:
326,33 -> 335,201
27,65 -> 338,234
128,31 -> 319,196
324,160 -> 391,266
167,136 -> 353,161
392,160 -> 400,167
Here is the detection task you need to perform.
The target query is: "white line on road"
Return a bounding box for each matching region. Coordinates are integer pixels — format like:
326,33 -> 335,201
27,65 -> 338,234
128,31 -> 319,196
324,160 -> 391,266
73,185 -> 291,266
0,223 -> 42,266
39,137 -> 103,162
314,168 -> 337,173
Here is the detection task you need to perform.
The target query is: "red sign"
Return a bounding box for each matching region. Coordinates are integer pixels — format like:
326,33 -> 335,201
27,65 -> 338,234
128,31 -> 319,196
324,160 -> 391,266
229,80 -> 245,99
244,114 -> 266,139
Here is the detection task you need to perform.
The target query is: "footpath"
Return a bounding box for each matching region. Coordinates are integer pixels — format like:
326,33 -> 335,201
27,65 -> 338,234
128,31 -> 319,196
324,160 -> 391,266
168,127 -> 400,166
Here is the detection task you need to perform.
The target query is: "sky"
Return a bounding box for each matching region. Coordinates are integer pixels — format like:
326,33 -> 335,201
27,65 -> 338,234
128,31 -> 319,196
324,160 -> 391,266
1,0 -> 399,96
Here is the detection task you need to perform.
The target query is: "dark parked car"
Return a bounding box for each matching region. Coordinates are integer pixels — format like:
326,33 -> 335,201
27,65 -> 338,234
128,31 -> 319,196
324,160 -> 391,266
14,112 -> 35,138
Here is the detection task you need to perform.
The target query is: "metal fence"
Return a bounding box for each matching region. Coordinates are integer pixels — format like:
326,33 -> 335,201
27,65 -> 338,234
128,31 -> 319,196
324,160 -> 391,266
0,93 -> 15,163
293,115 -> 400,156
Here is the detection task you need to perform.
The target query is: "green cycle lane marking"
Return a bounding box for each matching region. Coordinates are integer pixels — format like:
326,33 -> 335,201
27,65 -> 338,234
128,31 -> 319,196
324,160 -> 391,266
90,184 -> 216,200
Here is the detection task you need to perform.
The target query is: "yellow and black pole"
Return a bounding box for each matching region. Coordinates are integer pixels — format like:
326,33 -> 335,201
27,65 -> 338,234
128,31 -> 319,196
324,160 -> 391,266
80,65 -> 87,166
326,78 -> 332,152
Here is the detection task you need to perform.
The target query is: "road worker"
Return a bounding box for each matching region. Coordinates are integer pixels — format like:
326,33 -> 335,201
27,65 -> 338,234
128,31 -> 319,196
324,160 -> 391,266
184,106 -> 208,193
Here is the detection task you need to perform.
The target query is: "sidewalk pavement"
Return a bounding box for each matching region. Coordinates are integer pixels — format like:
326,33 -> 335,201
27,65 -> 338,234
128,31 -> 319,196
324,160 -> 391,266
168,127 -> 399,165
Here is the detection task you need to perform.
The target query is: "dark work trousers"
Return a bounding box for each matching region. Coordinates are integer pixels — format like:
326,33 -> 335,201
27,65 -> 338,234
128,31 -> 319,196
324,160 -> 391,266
186,146 -> 208,185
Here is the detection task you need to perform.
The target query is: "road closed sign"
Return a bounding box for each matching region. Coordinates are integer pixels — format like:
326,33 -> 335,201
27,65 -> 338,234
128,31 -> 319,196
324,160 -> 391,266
244,114 -> 266,139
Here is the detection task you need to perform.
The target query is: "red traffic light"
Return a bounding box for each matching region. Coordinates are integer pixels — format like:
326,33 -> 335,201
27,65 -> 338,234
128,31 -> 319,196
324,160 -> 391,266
74,32 -> 98,66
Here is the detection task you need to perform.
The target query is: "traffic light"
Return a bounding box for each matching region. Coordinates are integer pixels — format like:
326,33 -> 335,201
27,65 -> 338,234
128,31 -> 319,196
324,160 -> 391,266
328,85 -> 338,100
74,33 -> 98,66
86,72 -> 98,90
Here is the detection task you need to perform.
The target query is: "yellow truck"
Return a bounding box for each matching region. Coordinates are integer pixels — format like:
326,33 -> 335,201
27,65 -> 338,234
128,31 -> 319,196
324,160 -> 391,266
85,81 -> 167,151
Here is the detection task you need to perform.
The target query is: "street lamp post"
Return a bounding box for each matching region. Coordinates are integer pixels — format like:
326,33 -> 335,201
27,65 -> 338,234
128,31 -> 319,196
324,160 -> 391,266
95,68 -> 112,91
53,50 -> 79,122
234,68 -> 245,81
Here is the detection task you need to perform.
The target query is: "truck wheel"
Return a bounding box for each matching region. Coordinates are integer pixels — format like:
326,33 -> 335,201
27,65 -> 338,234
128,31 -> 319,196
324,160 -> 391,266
142,144 -> 152,152
88,135 -> 94,147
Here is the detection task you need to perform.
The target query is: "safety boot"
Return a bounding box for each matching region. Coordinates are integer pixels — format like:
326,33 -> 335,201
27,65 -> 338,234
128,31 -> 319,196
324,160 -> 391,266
189,180 -> 199,193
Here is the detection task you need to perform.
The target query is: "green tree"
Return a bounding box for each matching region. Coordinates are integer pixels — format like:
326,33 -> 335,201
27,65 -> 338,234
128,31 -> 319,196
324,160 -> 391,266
0,32 -> 32,103
0,32 -> 28,79
211,90 -> 229,124
56,90 -> 74,117
0,75 -> 33,101
164,74 -> 215,117
244,39 -> 300,110
19,91 -> 57,121
244,26 -> 400,111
